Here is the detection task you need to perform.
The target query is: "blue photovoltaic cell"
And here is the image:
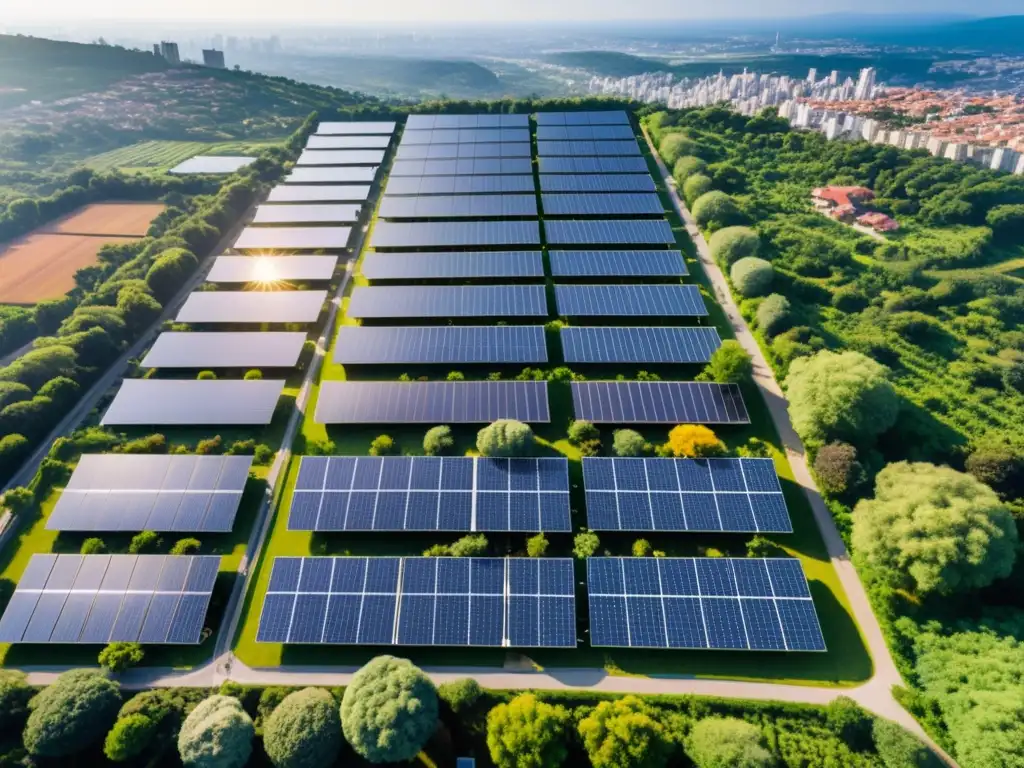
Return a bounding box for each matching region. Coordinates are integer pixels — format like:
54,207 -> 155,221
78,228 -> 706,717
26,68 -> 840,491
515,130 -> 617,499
334,326 -> 548,365
401,128 -> 530,144
538,156 -> 648,174
384,175 -> 535,196
348,285 -> 548,318
549,249 -> 686,278
545,219 -> 675,246
361,251 -> 544,280
571,381 -> 750,424
539,174 -> 655,193
537,140 -> 640,157
561,326 -> 721,364
542,193 -> 663,216
390,158 -> 533,176
537,125 -> 635,140
314,381 -> 550,424
371,220 -> 540,248
396,142 -> 531,160
379,195 -> 537,219
406,114 -> 529,129
555,285 -> 706,316
535,111 -> 630,125
258,556 -> 575,647
587,557 -> 825,651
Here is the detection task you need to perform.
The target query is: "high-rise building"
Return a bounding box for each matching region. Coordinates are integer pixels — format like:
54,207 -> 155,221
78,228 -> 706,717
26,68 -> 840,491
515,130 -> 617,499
202,49 -> 226,68
158,41 -> 180,65
854,67 -> 877,101
152,43 -> 160,57
807,68 -> 817,83
991,147 -> 1021,173
860,119 -> 880,142
829,70 -> 839,86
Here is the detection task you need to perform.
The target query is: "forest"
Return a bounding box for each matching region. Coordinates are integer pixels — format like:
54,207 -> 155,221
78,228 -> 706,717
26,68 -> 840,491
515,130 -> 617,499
648,106 -> 1024,768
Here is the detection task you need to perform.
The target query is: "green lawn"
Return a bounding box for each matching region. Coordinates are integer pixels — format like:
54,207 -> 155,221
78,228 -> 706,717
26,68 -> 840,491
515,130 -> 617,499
84,139 -> 286,172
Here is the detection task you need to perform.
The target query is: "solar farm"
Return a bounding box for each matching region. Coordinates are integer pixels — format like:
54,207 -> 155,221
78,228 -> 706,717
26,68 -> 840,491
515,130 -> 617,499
0,112 -> 862,685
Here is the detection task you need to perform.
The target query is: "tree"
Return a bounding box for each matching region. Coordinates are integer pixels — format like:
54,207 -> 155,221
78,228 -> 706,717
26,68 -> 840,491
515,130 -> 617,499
0,345 -> 77,389
424,425 -> 455,456
965,446 -> 1023,499
171,538 -> 202,555
146,248 -> 198,303
0,433 -> 29,476
37,375 -> 80,406
0,381 -> 32,410
341,656 -> 438,764
568,420 -> 600,445
985,203 -> 1024,244
369,434 -> 397,456
1,486 -> 34,515
99,642 -> 145,673
23,668 -> 122,757
197,370 -> 217,380
686,717 -> 773,768
477,419 -> 534,457
824,696 -> 873,752
0,671 -> 33,732
683,174 -> 714,207
613,429 -> 649,457
487,693 -> 570,768
704,340 -> 752,383
450,534 -> 489,557
692,191 -> 742,231
243,369 -> 262,381
526,533 -> 549,557
117,287 -> 162,332
1003,360 -> 1024,393
578,695 -> 674,768
105,713 -> 160,762
673,155 -> 707,184
659,133 -> 697,166
813,442 -> 865,496
709,226 -> 760,267
730,257 -> 774,297
756,294 -> 791,337
263,688 -> 341,768
668,425 -> 725,458
852,462 -> 1018,595
574,531 -> 600,559
784,350 -> 899,447
177,695 -> 253,768
872,718 -> 941,767
437,678 -> 481,715
129,530 -> 161,554
633,539 -> 652,557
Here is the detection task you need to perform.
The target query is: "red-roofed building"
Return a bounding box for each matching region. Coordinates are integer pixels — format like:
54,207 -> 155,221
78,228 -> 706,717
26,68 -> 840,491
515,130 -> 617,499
812,186 -> 875,218
857,212 -> 900,232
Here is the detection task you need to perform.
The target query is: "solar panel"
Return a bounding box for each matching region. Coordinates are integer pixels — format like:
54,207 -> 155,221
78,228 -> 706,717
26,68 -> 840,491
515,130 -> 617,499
537,125 -> 636,140
101,380 -> 285,426
545,220 -> 675,246
257,556 -> 574,647
582,458 -> 792,533
390,159 -> 533,176
555,285 -> 706,316
317,121 -> 396,135
538,157 -> 648,174
297,150 -> 386,166
402,128 -> 530,144
571,382 -> 750,424
396,143 -> 531,160
334,326 -> 548,364
549,250 -> 687,278
378,195 -> 536,219
315,381 -> 550,423
561,327 -> 722,364
306,135 -> 391,149
0,554 -> 220,644
537,140 -> 641,157
360,251 -> 544,280
285,167 -> 378,184
384,175 -> 535,196
234,226 -> 352,251
542,194 -> 663,216
587,557 -> 825,651
252,204 -> 360,225
141,332 -> 307,369
47,455 -> 253,532
371,221 -> 540,249
406,114 -> 529,129
267,185 -> 371,203
177,290 -> 327,323
347,286 -> 547,318
539,174 -> 655,193
288,457 -> 570,532
207,255 -> 338,283
535,111 -> 631,125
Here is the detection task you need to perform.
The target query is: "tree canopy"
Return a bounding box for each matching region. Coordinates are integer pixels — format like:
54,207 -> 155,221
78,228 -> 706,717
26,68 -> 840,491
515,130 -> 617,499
705,339 -> 752,383
730,256 -> 774,297
477,419 -> 534,457
612,429 -> 649,457
486,693 -> 571,768
686,717 -> 774,768
692,191 -> 742,231
263,688 -> 341,768
176,695 -> 254,768
577,695 -> 675,768
709,226 -> 760,267
23,668 -> 121,757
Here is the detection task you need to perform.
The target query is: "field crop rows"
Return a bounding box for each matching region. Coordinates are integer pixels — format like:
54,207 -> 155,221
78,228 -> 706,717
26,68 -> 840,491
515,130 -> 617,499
85,139 -> 285,172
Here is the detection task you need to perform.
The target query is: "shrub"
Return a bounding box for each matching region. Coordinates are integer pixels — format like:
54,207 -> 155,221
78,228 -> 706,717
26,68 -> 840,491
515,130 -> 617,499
341,656 -> 438,763
692,191 -> 742,231
437,678 -> 481,715
105,713 -> 159,762
567,420 -> 600,445
424,425 -> 455,456
446,370 -> 464,381
574,531 -> 600,559
254,444 -> 275,465
756,294 -> 791,337
668,425 -> 725,458
709,226 -> 760,267
0,671 -> 32,732
450,534 -> 489,557
243,369 -> 262,380
369,434 -> 398,456
813,442 -> 865,496
197,370 -> 217,380
171,538 -> 202,555
659,132 -> 697,166
1,486 -> 33,515
23,669 -> 121,757
965,447 -> 1024,499
613,429 -> 649,457
730,257 -> 774,297
632,539 -> 652,557
81,537 -> 106,554
477,419 -> 534,457
673,155 -> 707,183
487,693 -> 570,768
225,439 -> 255,456
872,718 -> 941,767
1003,360 -> 1024,393
262,688 -> 341,768
683,174 -> 714,207
704,340 -> 752,383
196,435 -> 224,455
129,530 -> 161,554
578,695 -> 674,768
686,717 -> 773,768
177,694 -> 254,768
825,696 -> 873,751
526,533 -> 549,557
99,642 -> 145,673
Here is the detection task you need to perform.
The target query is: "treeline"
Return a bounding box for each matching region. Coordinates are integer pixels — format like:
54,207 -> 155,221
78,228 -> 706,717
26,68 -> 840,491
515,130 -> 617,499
316,94 -> 638,122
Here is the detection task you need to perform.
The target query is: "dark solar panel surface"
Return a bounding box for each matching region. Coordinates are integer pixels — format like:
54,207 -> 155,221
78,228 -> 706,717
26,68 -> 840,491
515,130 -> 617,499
297,149 -> 386,166
545,220 -> 675,245
538,157 -> 648,174
542,193 -> 663,216
315,381 -> 550,423
334,326 -> 548,364
390,159 -> 533,177
348,285 -> 547,318
317,121 -> 395,135
555,285 -> 706,316
536,140 -> 641,157
406,114 -> 529,129
378,195 -> 537,219
101,380 -> 285,426
582,458 -> 792,533
384,175 -> 535,196
266,185 -> 371,203
549,250 -> 687,278
286,167 -> 378,184
536,125 -> 636,140
539,174 -> 655,193
141,332 -> 306,369
0,555 -> 220,644
360,251 -> 544,280
561,326 -> 721,364
207,255 -> 338,283
288,457 -> 570,532
396,143 -> 532,160
535,111 -> 631,125
371,221 -> 540,248
571,382 -> 750,424
587,557 -> 825,650
402,128 -> 530,144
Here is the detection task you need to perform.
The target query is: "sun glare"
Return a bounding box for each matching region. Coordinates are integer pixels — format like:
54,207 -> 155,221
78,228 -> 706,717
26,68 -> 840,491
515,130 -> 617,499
252,256 -> 277,283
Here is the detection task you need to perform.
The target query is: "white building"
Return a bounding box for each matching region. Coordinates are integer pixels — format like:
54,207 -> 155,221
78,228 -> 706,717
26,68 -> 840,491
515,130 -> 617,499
854,67 -> 877,101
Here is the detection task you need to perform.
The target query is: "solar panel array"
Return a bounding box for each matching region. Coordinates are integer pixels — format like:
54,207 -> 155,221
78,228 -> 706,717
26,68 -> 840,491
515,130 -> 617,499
539,174 -> 655,193
360,251 -> 544,280
545,220 -> 675,246
396,143 -> 531,160
101,380 -> 285,426
267,185 -> 371,203
288,457 -> 570,532
371,221 -> 540,249
403,128 -> 530,144
582,458 -> 792,533
555,285 -> 706,317
297,149 -> 385,166
549,250 -> 687,278
561,327 -> 721,364
234,226 -> 352,251
48,455 -> 253,532
257,556 -> 575,647
537,140 -> 641,157
252,204 -> 360,225
0,555 -> 220,644
177,290 -> 327,324
141,332 -> 306,369
207,255 -> 338,283
286,167 -> 378,184
587,557 -> 825,651
542,193 -> 663,217
317,121 -> 396,135
571,382 -> 750,425
390,159 -> 533,177
378,195 -> 537,219
315,381 -> 550,424
347,285 -> 548,318
334,326 -> 548,364
307,135 -> 391,149
536,111 -> 630,125
406,114 -> 529,129
384,175 -> 535,196
537,125 -> 635,140
539,157 -> 648,174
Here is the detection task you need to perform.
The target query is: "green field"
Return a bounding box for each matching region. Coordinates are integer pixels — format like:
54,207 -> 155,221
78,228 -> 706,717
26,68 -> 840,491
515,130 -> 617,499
84,139 -> 286,172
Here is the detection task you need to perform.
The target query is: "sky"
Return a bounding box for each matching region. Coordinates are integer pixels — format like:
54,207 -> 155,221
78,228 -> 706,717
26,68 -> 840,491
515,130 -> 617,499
3,0 -> 1021,23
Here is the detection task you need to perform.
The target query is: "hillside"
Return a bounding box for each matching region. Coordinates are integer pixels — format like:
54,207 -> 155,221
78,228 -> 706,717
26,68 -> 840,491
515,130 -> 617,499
862,15 -> 1024,53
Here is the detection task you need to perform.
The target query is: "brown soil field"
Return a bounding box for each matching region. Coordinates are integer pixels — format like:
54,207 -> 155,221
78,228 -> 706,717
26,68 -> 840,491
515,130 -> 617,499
0,234 -> 139,304
41,202 -> 166,237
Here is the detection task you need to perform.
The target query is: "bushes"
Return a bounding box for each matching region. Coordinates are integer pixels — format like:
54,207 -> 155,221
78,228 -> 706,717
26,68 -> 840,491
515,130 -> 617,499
574,531 -> 600,558
756,294 -> 791,337
730,257 -> 774,297
197,370 -> 217,380
196,435 -> 224,455
369,434 -> 398,456
667,425 -> 725,458
450,534 -> 489,557
567,420 -> 599,445
341,656 -> 438,763
526,533 -> 549,557
813,442 -> 865,496
658,132 -> 697,166
105,713 -> 159,762
683,174 -> 714,207
872,719 -> 941,767
487,693 -> 570,768
438,678 -> 481,715
673,155 -> 707,184
692,191 -> 742,231
171,538 -> 202,555
578,695 -> 674,768
704,340 -> 752,383
262,688 -> 341,768
23,669 -> 121,757
129,530 -> 161,554
99,642 -> 145,673
477,419 -> 534,457
686,717 -> 773,768
613,429 -> 649,457
424,425 -> 455,456
146,247 -> 199,303
0,671 -> 33,732
709,226 -> 760,267
177,695 -> 254,768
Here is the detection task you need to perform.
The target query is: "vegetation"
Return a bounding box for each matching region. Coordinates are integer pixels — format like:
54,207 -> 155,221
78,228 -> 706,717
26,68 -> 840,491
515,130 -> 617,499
424,425 -> 455,456
105,713 -> 160,762
477,419 -> 535,457
703,340 -> 752,383
612,428 -> 649,457
487,693 -> 571,768
686,716 -> 774,768
262,688 -> 342,768
756,294 -> 792,337
23,669 -> 121,757
0,671 -> 33,732
98,642 -> 145,673
667,425 -> 726,458
730,256 -> 774,297
578,695 -> 674,768
692,190 -> 743,231
177,695 -> 254,768
709,226 -> 760,267
573,531 -> 601,558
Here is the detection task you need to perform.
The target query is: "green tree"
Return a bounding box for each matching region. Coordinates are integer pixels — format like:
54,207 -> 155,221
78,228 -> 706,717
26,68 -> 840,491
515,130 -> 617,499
578,695 -> 674,768
477,419 -> 534,457
756,294 -> 791,337
23,669 -> 122,757
341,656 -> 438,763
985,203 -> 1024,244
659,133 -> 697,166
692,191 -> 742,231
37,375 -> 80,406
704,340 -> 752,383
673,155 -> 707,184
487,693 -> 570,768
129,530 -> 161,554
683,174 -> 714,207
177,695 -> 254,768
709,226 -> 760,267
568,420 -> 600,445
526,533 -> 549,557
730,257 -> 774,297
171,538 -> 202,555
117,287 -> 162,332
1,486 -> 34,515
852,462 -> 1018,595
813,442 -> 865,496
824,696 -> 873,751
0,381 -> 32,410
872,718 -> 941,767
633,539 -> 652,557
146,248 -> 198,303
369,434 -> 397,456
686,717 -> 774,768
574,531 -> 600,558
438,678 -> 481,715
0,671 -> 33,732
105,713 -> 159,762
965,446 -> 1023,499
613,429 -> 649,457
424,425 -> 455,456
99,642 -> 145,673
450,534 -> 489,557
243,369 -> 262,380
263,688 -> 342,768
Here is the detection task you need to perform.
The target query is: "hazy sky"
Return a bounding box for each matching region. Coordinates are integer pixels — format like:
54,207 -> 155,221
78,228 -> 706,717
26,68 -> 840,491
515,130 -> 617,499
4,0 -> 1021,23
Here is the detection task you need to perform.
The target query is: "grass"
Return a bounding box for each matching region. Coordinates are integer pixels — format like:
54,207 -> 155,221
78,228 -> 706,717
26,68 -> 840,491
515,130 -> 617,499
84,139 -> 287,172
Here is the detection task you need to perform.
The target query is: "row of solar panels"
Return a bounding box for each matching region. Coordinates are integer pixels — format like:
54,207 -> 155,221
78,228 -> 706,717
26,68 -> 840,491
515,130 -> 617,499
380,157 -> 649,177
402,111 -> 630,130
401,126 -> 635,144
384,175 -> 655,195
376,193 -> 665,219
367,220 -> 676,248
394,141 -> 641,160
